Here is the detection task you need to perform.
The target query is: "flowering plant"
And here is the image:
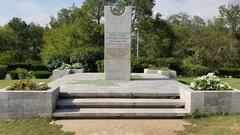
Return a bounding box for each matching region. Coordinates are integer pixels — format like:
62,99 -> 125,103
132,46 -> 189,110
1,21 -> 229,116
7,78 -> 49,91
57,63 -> 83,70
190,73 -> 232,91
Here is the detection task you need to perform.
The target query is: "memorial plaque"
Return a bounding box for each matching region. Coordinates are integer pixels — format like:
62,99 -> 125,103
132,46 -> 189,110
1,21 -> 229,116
104,6 -> 131,80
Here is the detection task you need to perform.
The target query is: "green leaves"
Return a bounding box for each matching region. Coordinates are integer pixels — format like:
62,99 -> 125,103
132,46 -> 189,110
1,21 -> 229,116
190,73 -> 232,91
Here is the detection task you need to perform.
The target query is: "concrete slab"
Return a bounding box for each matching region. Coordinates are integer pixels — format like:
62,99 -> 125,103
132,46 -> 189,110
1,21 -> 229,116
49,73 -> 184,94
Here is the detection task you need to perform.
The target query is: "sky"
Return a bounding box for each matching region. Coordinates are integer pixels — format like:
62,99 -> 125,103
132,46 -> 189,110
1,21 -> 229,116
0,0 -> 231,26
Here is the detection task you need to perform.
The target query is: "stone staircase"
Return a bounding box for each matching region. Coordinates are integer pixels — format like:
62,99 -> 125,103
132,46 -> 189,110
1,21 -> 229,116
53,89 -> 188,118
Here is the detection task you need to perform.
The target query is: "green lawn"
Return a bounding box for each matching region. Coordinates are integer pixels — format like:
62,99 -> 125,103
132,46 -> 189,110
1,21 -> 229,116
0,118 -> 73,135
180,114 -> 240,135
0,79 -> 51,89
177,77 -> 240,89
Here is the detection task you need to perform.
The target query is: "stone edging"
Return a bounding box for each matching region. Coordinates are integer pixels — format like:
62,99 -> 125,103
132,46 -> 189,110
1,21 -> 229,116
180,86 -> 240,114
144,69 -> 177,79
0,87 -> 60,119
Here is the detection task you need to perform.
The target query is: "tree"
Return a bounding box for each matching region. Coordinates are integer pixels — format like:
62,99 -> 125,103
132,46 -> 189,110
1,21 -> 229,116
0,26 -> 18,63
49,5 -> 76,28
27,23 -> 45,61
167,12 -> 191,26
114,0 -> 155,24
138,13 -> 176,58
183,22 -> 239,70
42,8 -> 103,65
219,1 -> 240,39
81,0 -> 106,47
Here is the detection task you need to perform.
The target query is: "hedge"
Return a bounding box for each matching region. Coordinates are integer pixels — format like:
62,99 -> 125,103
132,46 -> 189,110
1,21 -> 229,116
33,71 -> 51,79
0,65 -> 7,79
131,57 -> 182,73
7,63 -> 31,71
6,63 -> 49,72
181,64 -> 210,76
218,68 -> 240,78
31,64 -> 49,71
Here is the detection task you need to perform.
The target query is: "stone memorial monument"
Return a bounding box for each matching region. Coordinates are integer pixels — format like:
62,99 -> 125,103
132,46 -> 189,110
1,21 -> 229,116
104,6 -> 132,80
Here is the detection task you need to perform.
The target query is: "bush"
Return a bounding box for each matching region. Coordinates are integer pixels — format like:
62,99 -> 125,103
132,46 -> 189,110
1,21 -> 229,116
155,58 -> 182,73
45,54 -> 70,70
190,73 -> 232,91
0,65 -> 7,79
10,68 -> 29,80
71,63 -> 83,69
72,47 -> 103,72
218,68 -> 240,78
56,63 -> 83,70
7,63 -> 31,71
181,63 -> 209,76
33,71 -> 51,79
96,60 -> 104,72
7,78 -> 49,91
9,70 -> 18,80
131,57 -> 182,73
31,64 -> 49,71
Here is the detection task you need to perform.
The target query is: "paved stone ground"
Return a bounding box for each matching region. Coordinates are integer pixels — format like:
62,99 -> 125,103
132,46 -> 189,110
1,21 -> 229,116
54,119 -> 191,135
49,73 -> 185,93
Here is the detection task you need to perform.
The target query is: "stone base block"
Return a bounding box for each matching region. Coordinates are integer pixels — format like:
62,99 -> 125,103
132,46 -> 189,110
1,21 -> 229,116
180,87 -> 240,114
0,87 -> 59,119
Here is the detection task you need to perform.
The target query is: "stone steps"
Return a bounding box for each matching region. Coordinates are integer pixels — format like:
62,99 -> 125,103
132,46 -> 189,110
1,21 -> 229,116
54,86 -> 186,118
59,91 -> 180,98
53,108 -> 188,118
56,98 -> 185,108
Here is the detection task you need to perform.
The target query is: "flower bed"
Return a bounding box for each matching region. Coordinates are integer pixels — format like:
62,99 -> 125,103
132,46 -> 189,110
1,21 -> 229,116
180,73 -> 240,114
0,80 -> 59,119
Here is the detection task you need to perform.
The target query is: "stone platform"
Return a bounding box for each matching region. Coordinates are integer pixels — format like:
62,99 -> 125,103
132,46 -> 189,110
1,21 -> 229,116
49,73 -> 189,118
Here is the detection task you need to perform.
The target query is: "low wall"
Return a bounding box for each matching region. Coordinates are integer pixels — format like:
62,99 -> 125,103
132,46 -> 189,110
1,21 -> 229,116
180,87 -> 240,114
0,87 -> 59,119
144,69 -> 176,79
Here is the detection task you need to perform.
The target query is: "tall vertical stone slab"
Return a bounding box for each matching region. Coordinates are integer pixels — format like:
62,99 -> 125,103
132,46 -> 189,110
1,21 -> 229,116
104,6 -> 132,80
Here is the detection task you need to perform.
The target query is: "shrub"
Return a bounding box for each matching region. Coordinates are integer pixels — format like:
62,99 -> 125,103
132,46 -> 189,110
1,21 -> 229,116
7,63 -> 31,71
33,71 -> 51,79
56,63 -> 83,70
96,60 -> 104,72
45,54 -> 70,70
131,57 -> 150,73
71,63 -> 83,69
155,58 -> 182,73
0,65 -> 7,79
131,57 -> 182,73
10,68 -> 29,80
218,68 -> 240,78
181,63 -> 209,76
9,70 -> 18,80
7,78 -> 49,91
31,64 -> 49,71
57,63 -> 72,70
190,73 -> 232,91
72,47 -> 103,72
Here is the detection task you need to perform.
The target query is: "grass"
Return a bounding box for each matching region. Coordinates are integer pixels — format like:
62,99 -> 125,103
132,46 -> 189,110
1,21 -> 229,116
0,118 -> 73,135
180,114 -> 240,135
177,77 -> 240,89
0,79 -> 51,89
